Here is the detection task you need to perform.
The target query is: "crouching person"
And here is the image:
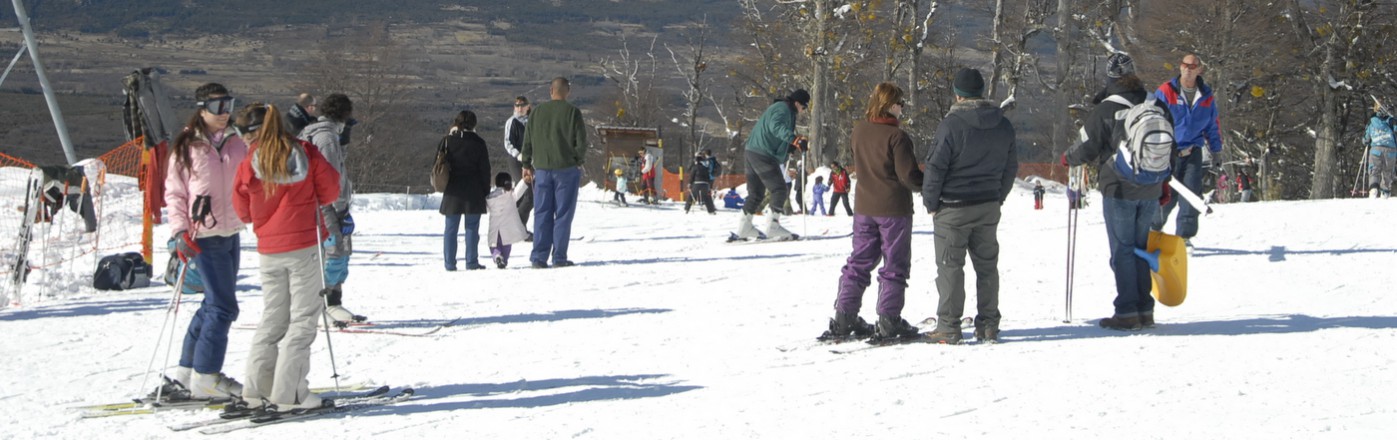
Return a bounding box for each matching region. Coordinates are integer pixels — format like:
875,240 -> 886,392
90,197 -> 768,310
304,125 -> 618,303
231,103 -> 341,411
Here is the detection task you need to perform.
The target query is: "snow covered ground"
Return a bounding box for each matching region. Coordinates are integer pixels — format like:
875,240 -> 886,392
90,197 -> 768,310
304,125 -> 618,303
2,181 -> 1395,439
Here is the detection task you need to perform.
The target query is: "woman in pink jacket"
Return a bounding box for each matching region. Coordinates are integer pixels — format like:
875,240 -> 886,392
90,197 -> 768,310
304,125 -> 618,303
163,83 -> 248,400
231,103 -> 340,412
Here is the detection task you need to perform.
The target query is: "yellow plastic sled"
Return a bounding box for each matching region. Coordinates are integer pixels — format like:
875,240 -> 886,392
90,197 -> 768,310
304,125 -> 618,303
1132,231 -> 1188,307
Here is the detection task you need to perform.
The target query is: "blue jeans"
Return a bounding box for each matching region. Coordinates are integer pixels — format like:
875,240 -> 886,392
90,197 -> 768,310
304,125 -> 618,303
531,167 -> 582,265
1154,149 -> 1202,238
1103,197 -> 1158,317
179,234 -> 241,374
444,214 -> 482,269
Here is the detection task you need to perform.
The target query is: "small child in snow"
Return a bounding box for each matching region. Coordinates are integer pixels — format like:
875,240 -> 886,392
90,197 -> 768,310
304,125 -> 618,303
613,168 -> 629,206
486,172 -> 531,268
809,175 -> 829,215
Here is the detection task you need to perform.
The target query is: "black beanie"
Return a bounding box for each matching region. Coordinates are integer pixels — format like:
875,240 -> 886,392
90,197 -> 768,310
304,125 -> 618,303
953,68 -> 984,98
788,89 -> 811,107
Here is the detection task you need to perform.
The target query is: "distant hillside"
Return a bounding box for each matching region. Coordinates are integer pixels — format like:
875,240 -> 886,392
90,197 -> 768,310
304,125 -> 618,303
15,0 -> 738,44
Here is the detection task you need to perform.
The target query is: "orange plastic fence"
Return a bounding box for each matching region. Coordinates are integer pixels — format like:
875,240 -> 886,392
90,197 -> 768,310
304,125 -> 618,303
0,150 -> 36,169
96,137 -> 145,178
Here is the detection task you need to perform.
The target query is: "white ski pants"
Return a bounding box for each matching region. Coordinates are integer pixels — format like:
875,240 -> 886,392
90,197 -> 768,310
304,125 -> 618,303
243,245 -> 322,405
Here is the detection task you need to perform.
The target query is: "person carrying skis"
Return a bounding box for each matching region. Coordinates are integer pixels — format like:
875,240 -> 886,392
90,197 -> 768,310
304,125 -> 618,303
823,82 -> 924,342
733,89 -> 809,240
921,68 -> 1018,344
299,93 -> 363,324
1152,54 -> 1224,244
163,83 -> 248,399
1065,64 -> 1177,331
231,103 -> 341,412
828,161 -> 853,216
1363,99 -> 1396,199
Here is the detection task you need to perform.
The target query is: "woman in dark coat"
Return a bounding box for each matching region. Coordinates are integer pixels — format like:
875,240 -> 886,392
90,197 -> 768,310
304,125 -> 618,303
439,110 -> 492,270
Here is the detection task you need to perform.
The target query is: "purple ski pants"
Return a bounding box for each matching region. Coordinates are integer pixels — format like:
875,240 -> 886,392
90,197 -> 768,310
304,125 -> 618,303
834,214 -> 913,317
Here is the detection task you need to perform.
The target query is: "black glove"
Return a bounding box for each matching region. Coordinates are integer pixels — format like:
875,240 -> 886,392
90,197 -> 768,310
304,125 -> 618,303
171,231 -> 201,263
1210,150 -> 1226,170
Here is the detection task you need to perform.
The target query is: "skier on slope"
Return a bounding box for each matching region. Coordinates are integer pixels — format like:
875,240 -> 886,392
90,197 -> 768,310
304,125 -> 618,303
162,83 -> 248,399
822,82 -> 924,343
732,89 -> 809,241
232,103 -> 341,412
298,93 -> 364,324
1064,56 -> 1177,331
1364,98 -> 1396,199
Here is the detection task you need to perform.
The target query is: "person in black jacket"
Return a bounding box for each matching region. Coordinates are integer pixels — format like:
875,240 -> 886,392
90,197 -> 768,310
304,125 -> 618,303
1065,71 -> 1176,331
503,96 -> 534,236
921,68 -> 1018,344
284,92 -> 316,134
684,152 -> 717,214
439,110 -> 492,271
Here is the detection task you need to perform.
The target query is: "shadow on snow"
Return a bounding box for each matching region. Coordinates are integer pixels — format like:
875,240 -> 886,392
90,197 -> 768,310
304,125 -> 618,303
363,308 -> 672,330
0,297 -> 168,321
579,253 -> 807,267
360,374 -> 701,417
1191,246 -> 1397,262
1003,314 -> 1397,342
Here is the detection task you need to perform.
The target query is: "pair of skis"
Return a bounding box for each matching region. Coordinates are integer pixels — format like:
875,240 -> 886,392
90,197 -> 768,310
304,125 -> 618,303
171,386 -> 414,434
75,381 -> 380,418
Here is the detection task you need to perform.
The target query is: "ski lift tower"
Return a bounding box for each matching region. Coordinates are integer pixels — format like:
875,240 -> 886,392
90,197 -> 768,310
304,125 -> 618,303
3,0 -> 77,164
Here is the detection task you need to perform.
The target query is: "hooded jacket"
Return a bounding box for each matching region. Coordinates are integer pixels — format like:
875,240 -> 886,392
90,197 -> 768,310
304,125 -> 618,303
1364,115 -> 1396,149
164,127 -> 248,238
851,118 -> 922,216
745,100 -> 799,162
232,139 -> 340,254
922,99 -> 1019,212
1066,81 -> 1175,200
300,119 -> 353,212
1155,76 -> 1223,153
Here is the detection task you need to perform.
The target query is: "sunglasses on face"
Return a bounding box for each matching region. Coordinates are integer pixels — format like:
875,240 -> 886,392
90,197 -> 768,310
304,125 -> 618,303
1180,62 -> 1201,70
198,96 -> 236,115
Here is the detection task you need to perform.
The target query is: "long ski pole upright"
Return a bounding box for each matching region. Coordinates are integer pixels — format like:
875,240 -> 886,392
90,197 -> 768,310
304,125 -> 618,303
313,204 -> 342,394
137,212 -> 203,403
1064,166 -> 1085,323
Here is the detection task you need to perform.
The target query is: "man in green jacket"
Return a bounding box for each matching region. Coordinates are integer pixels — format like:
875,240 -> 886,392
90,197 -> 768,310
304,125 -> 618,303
521,77 -> 589,268
733,89 -> 809,241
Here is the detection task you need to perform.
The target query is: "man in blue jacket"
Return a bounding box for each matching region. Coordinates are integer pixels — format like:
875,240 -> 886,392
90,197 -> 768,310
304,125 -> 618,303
1152,53 -> 1223,244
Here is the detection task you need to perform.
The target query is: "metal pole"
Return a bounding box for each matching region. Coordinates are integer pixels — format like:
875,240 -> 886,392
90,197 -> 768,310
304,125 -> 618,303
0,45 -> 27,88
12,0 -> 78,164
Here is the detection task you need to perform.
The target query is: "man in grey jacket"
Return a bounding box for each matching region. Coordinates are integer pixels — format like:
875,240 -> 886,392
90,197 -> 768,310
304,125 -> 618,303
298,93 -> 364,324
503,96 -> 534,237
921,68 -> 1018,344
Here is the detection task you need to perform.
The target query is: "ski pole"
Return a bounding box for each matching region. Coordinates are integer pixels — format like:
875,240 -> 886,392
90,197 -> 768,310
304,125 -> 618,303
313,204 -> 343,394
138,220 -> 199,404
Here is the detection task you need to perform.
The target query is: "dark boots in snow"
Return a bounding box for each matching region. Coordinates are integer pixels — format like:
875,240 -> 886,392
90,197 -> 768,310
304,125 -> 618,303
819,312 -> 875,341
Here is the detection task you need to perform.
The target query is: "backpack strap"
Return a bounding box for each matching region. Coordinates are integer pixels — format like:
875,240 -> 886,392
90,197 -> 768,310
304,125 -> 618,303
1103,95 -> 1134,108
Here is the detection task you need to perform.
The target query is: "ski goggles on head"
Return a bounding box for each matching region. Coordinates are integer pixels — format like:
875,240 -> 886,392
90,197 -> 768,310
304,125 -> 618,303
197,96 -> 236,115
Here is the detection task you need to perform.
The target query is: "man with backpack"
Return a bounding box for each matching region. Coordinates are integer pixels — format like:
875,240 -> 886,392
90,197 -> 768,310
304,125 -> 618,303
1065,61 -> 1177,331
1152,54 -> 1223,244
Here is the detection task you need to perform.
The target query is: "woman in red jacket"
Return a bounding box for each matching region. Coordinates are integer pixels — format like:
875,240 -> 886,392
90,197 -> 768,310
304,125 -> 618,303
231,103 -> 341,412
828,162 -> 853,216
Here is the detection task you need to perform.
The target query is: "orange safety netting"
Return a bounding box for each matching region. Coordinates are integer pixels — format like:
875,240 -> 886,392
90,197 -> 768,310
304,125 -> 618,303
96,137 -> 144,178
0,150 -> 36,169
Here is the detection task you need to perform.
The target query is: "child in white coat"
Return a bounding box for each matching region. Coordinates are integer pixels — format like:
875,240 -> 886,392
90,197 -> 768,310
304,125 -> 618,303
486,172 -> 531,268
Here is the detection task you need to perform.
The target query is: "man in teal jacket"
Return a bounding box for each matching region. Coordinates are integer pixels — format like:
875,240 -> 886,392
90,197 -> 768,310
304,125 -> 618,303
521,77 -> 589,268
733,89 -> 809,240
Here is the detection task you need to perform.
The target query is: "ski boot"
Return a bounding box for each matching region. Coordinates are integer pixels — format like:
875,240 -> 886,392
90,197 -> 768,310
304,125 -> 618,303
733,212 -> 762,240
764,212 -> 798,241
818,311 -> 875,342
973,316 -> 1000,344
869,315 -> 920,345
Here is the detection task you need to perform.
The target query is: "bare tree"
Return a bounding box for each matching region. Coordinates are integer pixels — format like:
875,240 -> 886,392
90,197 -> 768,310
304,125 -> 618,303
665,16 -> 714,165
